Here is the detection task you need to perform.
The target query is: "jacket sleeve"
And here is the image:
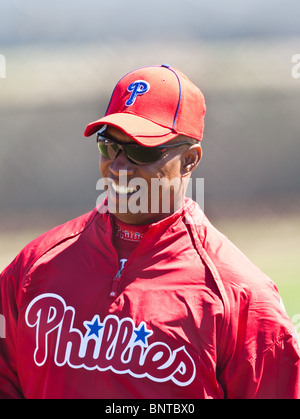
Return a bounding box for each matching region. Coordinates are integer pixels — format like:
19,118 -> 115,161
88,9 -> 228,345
195,212 -> 300,399
0,210 -> 96,399
216,277 -> 300,399
0,261 -> 24,399
218,323 -> 300,398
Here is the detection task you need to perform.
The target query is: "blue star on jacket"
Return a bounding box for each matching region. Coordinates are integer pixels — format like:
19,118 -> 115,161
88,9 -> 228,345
134,322 -> 152,345
84,315 -> 103,338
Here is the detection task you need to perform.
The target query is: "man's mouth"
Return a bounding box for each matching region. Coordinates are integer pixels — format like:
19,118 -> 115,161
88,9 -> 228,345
111,181 -> 138,195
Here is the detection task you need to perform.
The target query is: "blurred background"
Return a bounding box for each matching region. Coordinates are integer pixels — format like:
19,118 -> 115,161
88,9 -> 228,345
0,0 -> 299,321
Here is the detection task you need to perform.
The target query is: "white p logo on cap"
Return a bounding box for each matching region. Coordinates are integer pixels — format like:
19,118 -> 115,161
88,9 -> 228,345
126,80 -> 150,107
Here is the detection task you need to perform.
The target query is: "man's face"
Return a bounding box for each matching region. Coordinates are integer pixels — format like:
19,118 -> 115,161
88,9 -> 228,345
99,126 -> 195,225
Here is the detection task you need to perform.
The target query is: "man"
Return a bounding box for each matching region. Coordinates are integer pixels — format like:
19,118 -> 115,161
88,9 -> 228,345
0,64 -> 299,399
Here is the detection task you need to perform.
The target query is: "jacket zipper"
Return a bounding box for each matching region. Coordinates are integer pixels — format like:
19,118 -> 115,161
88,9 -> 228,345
109,227 -> 152,298
109,268 -> 122,298
108,201 -> 192,299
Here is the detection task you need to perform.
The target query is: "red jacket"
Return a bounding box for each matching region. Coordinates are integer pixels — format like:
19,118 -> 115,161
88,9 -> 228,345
1,199 -> 299,399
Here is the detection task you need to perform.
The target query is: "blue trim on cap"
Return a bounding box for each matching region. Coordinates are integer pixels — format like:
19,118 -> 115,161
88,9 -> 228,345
164,67 -> 182,131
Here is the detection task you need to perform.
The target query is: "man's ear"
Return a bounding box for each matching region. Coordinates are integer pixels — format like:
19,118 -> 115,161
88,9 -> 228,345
181,145 -> 202,177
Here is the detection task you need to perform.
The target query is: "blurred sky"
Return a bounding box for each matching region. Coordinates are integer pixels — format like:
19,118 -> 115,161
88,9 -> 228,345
0,0 -> 300,224
1,0 -> 300,45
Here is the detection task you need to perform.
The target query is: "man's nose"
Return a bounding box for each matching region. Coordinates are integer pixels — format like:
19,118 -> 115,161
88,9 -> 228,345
108,150 -> 136,177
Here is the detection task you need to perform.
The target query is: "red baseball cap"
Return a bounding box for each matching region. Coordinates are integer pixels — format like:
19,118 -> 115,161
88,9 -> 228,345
84,64 -> 206,146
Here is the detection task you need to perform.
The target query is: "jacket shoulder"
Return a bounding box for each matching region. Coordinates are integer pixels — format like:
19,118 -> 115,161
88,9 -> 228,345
189,203 -> 275,293
188,206 -> 300,397
188,203 -> 296,345
186,202 -> 293,323
1,208 -> 99,281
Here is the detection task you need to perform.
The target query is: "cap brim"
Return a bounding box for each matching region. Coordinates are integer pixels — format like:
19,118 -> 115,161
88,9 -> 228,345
84,113 -> 179,146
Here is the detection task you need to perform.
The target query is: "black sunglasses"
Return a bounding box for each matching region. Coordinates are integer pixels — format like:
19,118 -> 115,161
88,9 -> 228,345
97,132 -> 196,165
